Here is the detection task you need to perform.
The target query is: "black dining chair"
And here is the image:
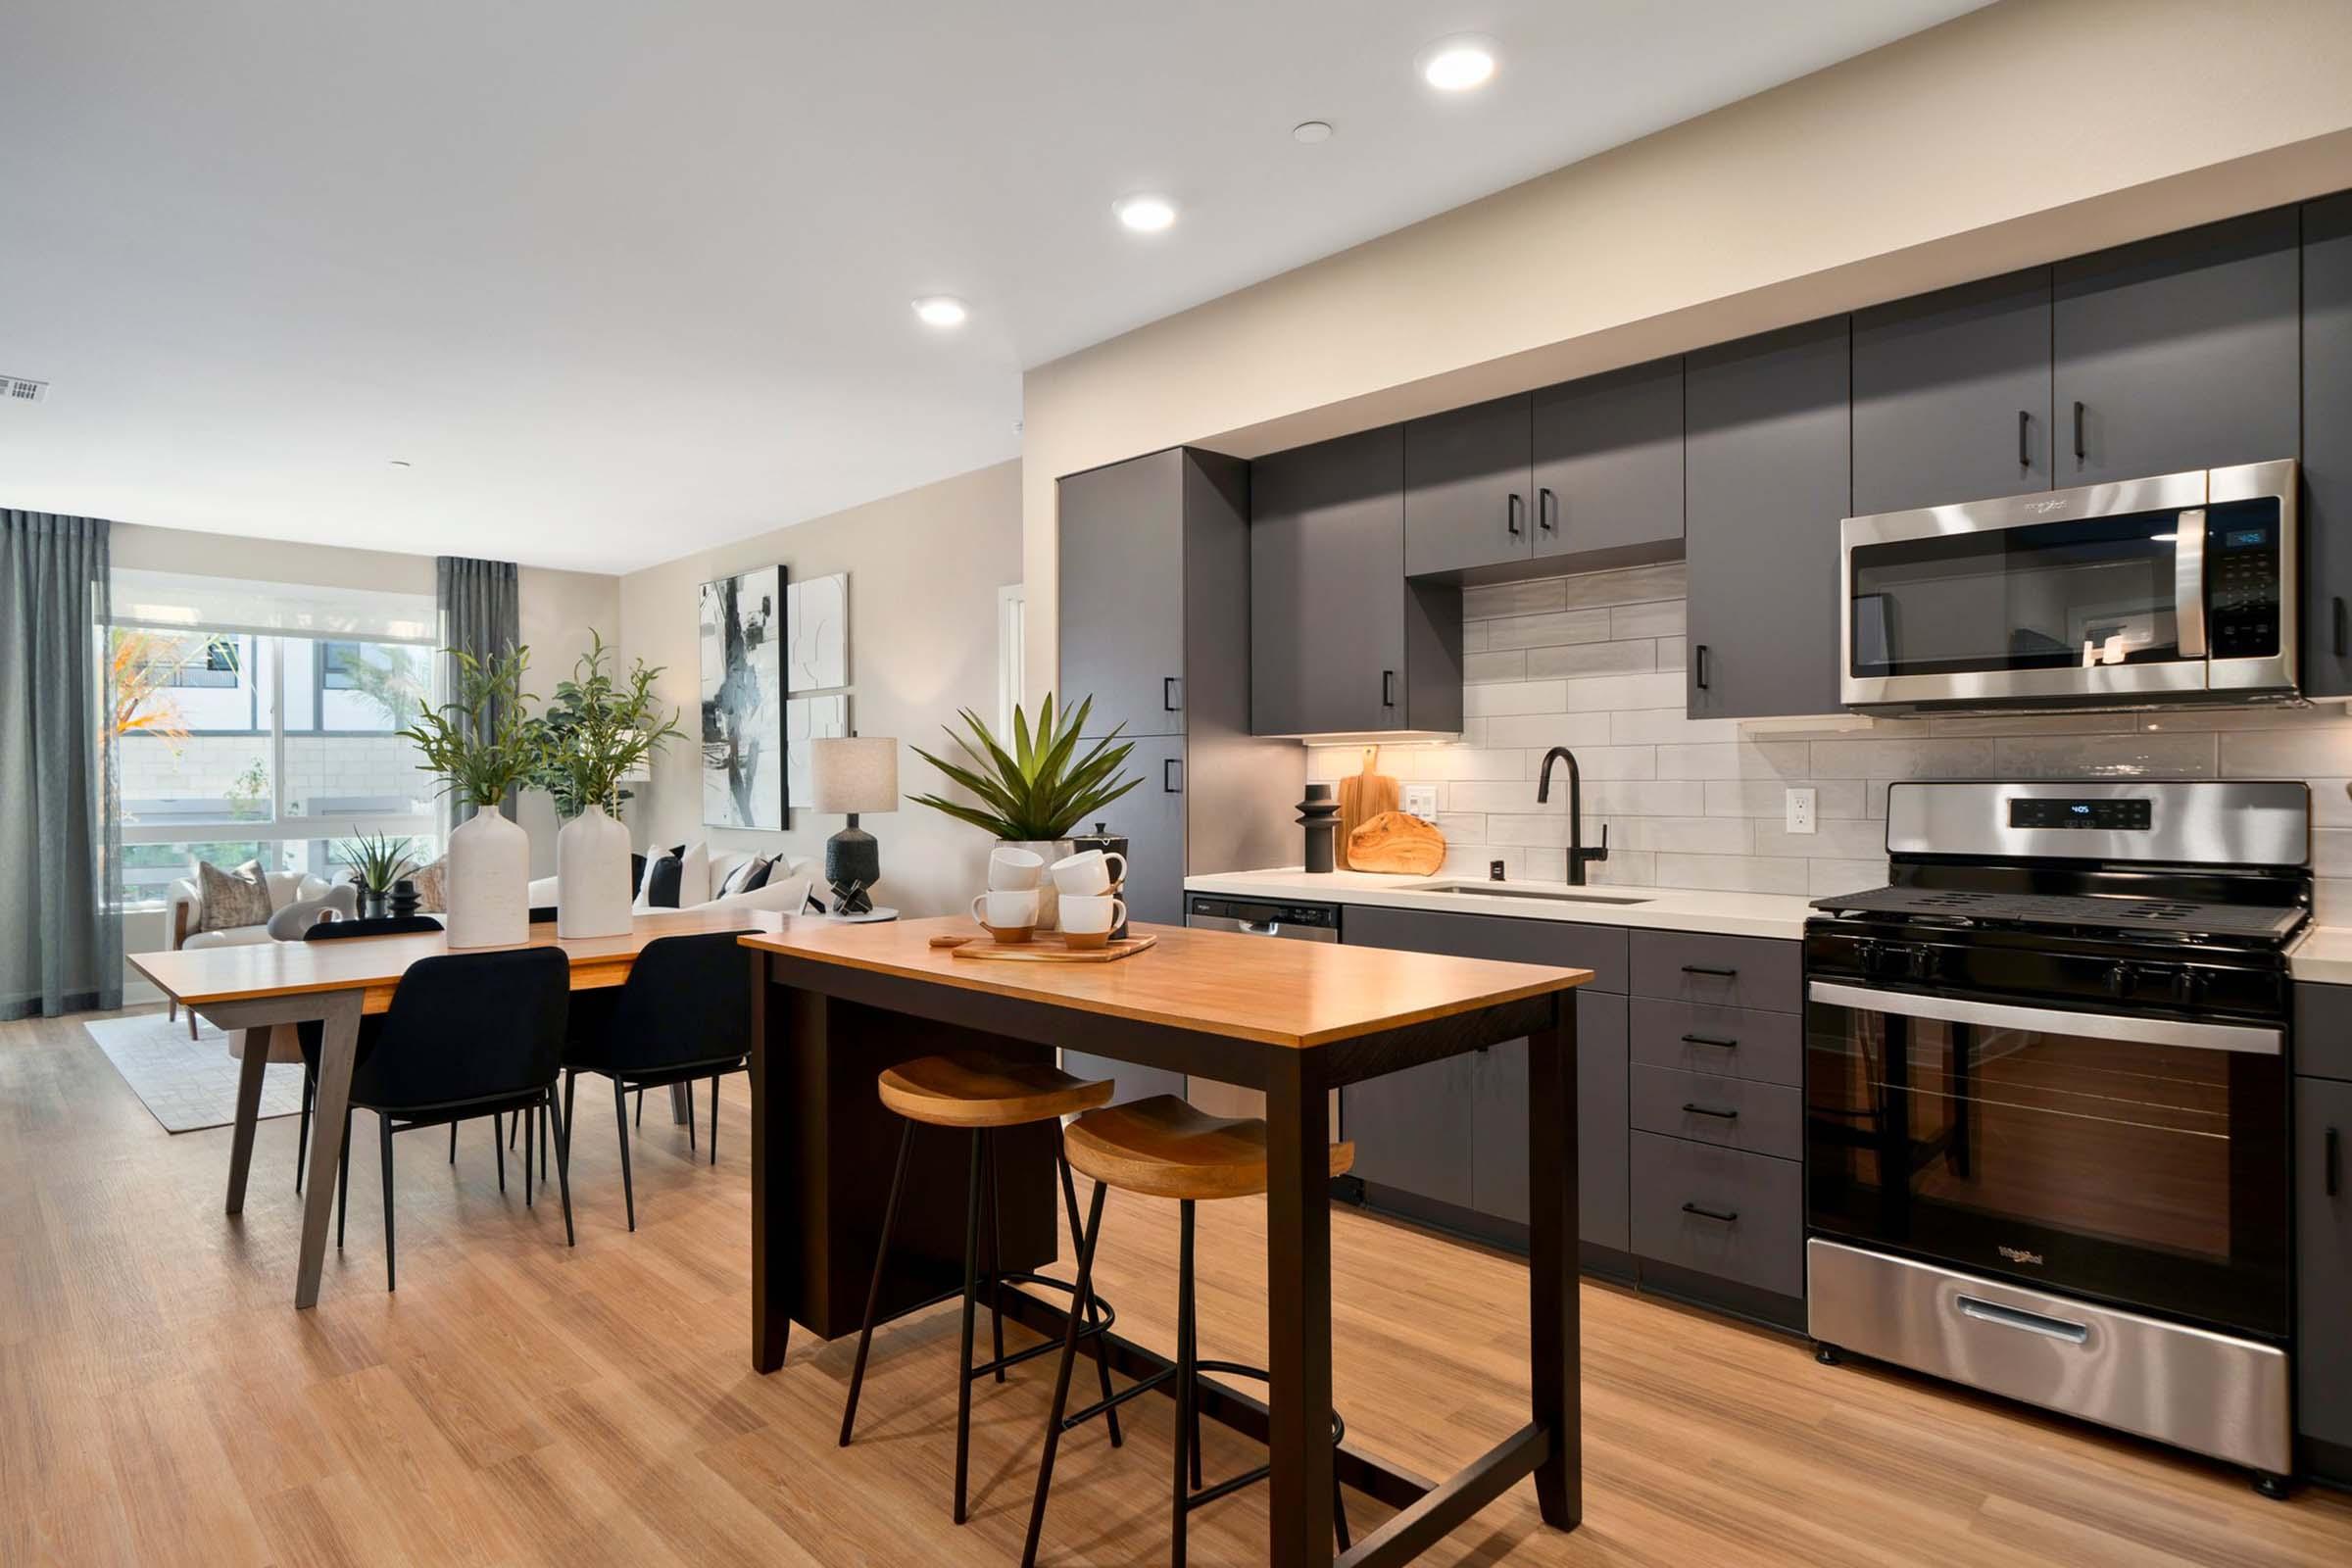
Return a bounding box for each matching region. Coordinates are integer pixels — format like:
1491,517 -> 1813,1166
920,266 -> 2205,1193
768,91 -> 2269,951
298,946 -> 574,1290
293,916 -> 447,1194
559,929 -> 753,1231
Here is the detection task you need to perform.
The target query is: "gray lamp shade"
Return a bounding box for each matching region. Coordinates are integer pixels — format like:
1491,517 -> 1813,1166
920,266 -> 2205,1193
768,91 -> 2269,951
810,736 -> 899,815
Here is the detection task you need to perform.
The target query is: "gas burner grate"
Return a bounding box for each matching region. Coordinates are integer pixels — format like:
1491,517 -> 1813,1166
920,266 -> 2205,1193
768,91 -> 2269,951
1811,885 -> 2303,941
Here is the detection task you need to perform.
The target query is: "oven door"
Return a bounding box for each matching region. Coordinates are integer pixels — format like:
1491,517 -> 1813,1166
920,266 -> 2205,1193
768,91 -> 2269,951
1804,980 -> 2290,1339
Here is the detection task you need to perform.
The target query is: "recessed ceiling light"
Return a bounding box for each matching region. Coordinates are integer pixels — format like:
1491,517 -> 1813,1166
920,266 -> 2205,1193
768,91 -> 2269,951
1113,194 -> 1178,233
1292,121 -> 1334,144
1419,35 -> 1497,92
912,295 -> 968,327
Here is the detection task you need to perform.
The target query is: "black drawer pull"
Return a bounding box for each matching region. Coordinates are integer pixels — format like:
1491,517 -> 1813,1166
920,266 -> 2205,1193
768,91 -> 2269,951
1382,669 -> 1396,709
2018,409 -> 2030,467
1682,964 -> 1738,978
2329,1127 -> 2341,1200
1162,675 -> 1182,712
1681,1033 -> 1738,1049
1693,644 -> 1710,691
2072,400 -> 2086,462
1682,1201 -> 1739,1224
1538,486 -> 1557,535
1162,758 -> 1184,793
1682,1102 -> 1740,1120
2335,597 -> 2347,660
1506,492 -> 1524,538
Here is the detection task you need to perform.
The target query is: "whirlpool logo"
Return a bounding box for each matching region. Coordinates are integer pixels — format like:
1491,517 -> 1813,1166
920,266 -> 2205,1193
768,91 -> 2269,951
1998,1245 -> 2045,1266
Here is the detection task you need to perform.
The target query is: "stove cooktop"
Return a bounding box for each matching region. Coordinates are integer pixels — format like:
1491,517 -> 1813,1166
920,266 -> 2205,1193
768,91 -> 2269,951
1808,885 -> 2307,946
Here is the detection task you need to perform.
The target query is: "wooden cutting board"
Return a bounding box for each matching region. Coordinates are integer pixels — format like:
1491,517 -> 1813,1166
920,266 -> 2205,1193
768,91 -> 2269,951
1347,810 -> 1446,875
1336,746 -> 1400,871
948,933 -> 1159,962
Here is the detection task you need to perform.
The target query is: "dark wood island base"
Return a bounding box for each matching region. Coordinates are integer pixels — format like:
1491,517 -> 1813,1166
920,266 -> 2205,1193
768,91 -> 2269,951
743,916 -> 1590,1568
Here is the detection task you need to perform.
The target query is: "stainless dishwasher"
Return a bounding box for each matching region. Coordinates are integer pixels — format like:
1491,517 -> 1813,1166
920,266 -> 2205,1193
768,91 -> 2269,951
1184,895 -> 1343,1123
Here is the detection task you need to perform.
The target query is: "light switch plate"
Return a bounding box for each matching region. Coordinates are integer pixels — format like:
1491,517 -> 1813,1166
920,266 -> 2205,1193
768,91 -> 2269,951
1786,787 -> 1817,835
1402,784 -> 1440,819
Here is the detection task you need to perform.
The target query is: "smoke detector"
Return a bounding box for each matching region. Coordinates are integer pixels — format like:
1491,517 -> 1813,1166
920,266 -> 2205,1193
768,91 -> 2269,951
4,374 -> 48,405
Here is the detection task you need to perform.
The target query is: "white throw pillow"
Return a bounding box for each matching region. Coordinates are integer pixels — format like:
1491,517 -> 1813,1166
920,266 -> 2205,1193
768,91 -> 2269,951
710,875 -> 815,915
633,841 -> 714,910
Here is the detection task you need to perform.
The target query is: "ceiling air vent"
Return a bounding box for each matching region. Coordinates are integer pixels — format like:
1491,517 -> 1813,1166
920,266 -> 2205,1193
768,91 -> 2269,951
4,375 -> 48,404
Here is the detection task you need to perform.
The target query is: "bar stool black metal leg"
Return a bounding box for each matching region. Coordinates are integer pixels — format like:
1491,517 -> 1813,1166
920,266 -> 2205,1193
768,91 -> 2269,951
953,1129 -> 986,1525
985,1130 -> 1007,1384
1021,1177 -> 1107,1568
840,1120 -> 915,1446
612,1078 -> 636,1232
1172,1199 -> 1196,1568
379,1115 -> 397,1293
1056,1145 -> 1122,1449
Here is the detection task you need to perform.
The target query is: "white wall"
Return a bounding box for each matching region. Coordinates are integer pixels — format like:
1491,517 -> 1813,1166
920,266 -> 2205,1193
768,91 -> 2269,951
614,460 -> 1022,918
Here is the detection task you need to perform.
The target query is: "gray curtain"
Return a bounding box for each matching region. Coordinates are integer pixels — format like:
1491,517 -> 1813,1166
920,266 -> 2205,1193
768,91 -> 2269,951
0,511 -> 120,1019
436,556 -> 521,825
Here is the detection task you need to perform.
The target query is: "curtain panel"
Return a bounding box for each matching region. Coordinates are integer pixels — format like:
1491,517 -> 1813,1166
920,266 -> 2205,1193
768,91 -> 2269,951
435,556 -> 520,825
0,511 -> 121,1019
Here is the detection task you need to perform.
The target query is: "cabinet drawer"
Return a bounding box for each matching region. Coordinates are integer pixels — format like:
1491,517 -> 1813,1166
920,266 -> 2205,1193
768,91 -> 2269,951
1630,930 -> 1799,1011
1629,1064 -> 1801,1158
1630,999 -> 1802,1086
2296,982 -> 2352,1084
1629,1132 -> 1801,1298
1345,904 -> 1627,992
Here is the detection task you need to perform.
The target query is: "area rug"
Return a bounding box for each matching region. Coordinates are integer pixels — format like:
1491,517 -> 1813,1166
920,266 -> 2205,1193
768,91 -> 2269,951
82,1010 -> 306,1134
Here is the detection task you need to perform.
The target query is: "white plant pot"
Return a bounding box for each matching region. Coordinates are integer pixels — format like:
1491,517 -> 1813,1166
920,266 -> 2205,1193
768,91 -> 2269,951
445,806 -> 530,949
998,839 -> 1073,929
556,803 -> 634,939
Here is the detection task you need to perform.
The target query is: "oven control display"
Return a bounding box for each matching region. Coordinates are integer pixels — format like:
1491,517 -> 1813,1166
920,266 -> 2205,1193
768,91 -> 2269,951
2009,798 -> 2153,830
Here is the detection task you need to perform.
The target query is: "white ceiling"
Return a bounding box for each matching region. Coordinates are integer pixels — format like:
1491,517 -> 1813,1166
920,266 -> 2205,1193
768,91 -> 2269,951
0,1 -> 1988,574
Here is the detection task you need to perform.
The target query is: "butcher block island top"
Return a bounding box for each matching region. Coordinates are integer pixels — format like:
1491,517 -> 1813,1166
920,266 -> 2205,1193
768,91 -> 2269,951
739,914 -> 1591,1048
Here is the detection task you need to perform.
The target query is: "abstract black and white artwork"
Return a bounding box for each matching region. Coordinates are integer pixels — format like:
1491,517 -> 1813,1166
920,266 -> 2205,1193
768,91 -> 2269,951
700,565 -> 786,829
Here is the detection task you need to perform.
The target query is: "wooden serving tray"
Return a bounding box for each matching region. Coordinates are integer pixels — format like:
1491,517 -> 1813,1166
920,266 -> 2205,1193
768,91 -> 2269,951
946,932 -> 1159,963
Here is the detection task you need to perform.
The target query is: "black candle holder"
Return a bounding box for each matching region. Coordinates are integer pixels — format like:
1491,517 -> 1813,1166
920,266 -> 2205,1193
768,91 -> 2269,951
1297,784 -> 1341,873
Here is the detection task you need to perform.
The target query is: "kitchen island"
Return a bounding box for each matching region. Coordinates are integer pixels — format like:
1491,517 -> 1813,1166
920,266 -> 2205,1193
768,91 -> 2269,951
742,914 -> 1592,1568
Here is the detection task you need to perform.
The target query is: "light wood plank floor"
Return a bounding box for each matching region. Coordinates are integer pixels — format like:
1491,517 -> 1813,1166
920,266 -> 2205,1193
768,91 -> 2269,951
7,1005 -> 2351,1566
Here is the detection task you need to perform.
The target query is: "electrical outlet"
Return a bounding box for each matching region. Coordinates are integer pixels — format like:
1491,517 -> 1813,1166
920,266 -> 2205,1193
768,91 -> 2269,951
1786,787 -> 1817,835
1402,784 -> 1439,818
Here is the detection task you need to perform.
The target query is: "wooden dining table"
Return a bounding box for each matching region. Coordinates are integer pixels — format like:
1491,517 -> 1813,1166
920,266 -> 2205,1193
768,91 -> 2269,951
126,907 -> 803,1309
741,914 -> 1592,1568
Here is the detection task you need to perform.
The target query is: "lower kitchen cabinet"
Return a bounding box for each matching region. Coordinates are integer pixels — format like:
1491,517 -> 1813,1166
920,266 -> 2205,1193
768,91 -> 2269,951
1628,1132 -> 1803,1302
1463,993 -> 1631,1250
2298,1073 -> 2352,1480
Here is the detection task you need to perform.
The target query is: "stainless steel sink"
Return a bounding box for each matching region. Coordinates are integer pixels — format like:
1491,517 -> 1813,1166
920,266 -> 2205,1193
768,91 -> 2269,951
1408,880 -> 1653,906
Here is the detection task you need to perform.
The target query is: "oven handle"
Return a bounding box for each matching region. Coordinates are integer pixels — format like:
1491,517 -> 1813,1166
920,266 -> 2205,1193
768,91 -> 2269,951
1806,980 -> 2280,1055
2175,507 -> 2207,660
1956,1295 -> 2089,1346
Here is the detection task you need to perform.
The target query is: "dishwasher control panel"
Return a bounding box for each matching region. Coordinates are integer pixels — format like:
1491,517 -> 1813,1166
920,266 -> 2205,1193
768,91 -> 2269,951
1187,896 -> 1342,933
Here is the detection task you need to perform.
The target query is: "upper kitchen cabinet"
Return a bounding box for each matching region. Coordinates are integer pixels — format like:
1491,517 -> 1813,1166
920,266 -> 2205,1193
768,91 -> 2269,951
1058,449 -> 1193,737
1250,425 -> 1462,737
2307,191 -> 2352,700
2052,206 -> 2301,485
1403,394 -> 1534,577
1530,356 -> 1685,564
1685,316 -> 1852,720
1853,269 -> 2053,515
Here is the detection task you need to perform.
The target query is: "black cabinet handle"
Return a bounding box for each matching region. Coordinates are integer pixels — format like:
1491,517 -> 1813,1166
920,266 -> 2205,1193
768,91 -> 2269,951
1538,486 -> 1557,535
1682,964 -> 1739,978
1682,1201 -> 1739,1223
1381,669 -> 1396,709
2335,597 -> 2347,659
1162,758 -> 1184,793
1693,644 -> 1710,691
2018,409 -> 2031,467
1682,1102 -> 1740,1120
2072,400 -> 2086,462
1506,492 -> 1524,538
1681,1033 -> 1738,1049
1162,675 -> 1182,712
2329,1127 -> 2342,1199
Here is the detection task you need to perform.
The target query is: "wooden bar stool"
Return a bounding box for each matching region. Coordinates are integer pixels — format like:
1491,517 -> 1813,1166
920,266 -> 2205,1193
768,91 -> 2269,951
839,1051 -> 1124,1526
1021,1094 -> 1355,1568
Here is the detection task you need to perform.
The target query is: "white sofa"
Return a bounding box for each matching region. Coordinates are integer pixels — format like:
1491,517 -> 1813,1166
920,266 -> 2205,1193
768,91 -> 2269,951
526,849 -> 820,918
166,869 -> 333,1038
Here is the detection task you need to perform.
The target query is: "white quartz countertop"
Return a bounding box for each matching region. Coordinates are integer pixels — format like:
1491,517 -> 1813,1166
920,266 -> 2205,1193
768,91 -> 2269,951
2289,927 -> 2352,984
1181,867 -> 1814,941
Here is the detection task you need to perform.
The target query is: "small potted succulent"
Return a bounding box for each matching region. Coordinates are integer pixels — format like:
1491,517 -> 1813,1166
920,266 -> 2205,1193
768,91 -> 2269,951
400,645 -> 544,949
908,694 -> 1140,928
335,830 -> 417,921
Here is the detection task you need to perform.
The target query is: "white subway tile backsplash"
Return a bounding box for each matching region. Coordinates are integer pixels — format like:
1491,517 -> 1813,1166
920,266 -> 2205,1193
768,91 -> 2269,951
1752,817 -> 1891,859
2220,725 -> 2352,778
1581,778 -> 1706,816
1462,579 -> 1570,619
1527,744 -> 1657,780
1460,621 -> 1492,654
1806,737 -> 2000,779
1486,607 -> 1614,651
1527,640 -> 1658,679
1558,562 -> 1687,607
1465,681 -> 1567,716
1655,740 -> 1811,781
1610,709 -> 1741,746
1449,779 -> 1563,813
1653,854 -> 1810,895
1990,732 -> 2218,779
1484,711 -> 1612,749
1808,858 -> 1888,897
1463,650 -> 1528,684
1566,670 -> 1686,711
1706,777 -> 1866,818
1608,601 -> 1686,640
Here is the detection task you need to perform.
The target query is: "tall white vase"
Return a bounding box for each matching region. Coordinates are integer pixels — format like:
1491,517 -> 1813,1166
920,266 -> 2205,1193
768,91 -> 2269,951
445,806 -> 530,949
556,803 -> 634,938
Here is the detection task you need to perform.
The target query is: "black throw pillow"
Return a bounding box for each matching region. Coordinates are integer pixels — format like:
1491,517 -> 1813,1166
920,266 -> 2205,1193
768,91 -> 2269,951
644,844 -> 687,908
735,856 -> 774,894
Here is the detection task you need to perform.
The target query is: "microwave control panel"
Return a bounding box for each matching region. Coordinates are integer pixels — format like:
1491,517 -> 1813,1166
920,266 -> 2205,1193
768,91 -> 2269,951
2205,499 -> 2282,660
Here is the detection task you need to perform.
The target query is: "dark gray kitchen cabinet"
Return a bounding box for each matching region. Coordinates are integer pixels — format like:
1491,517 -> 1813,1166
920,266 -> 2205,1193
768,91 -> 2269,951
1530,356 -> 1685,563
1685,316 -> 1852,720
1404,394 -> 1534,577
1341,1052 -> 1477,1211
1250,426 -> 1464,736
1853,269 -> 2053,514
1468,990 -> 1630,1250
2052,206 -> 2301,485
1058,449 -> 1190,738
2295,1074 -> 2352,1460
1098,734 -> 1187,928
2306,192 -> 2352,700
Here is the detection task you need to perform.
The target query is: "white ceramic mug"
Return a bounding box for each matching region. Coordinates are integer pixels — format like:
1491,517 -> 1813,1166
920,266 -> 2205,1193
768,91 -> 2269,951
989,848 -> 1046,891
1049,848 -> 1128,898
970,888 -> 1040,933
1057,893 -> 1126,936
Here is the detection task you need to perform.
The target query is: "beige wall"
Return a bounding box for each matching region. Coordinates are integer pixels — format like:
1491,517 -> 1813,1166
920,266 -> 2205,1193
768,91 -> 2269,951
1019,0 -> 2352,698
614,460 -> 1023,918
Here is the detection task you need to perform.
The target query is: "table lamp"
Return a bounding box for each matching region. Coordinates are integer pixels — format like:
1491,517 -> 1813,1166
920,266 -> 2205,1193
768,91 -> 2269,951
811,735 -> 898,914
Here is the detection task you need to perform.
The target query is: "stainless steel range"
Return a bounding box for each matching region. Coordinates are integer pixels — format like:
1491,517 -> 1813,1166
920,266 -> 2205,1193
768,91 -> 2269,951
1803,780 -> 2308,1492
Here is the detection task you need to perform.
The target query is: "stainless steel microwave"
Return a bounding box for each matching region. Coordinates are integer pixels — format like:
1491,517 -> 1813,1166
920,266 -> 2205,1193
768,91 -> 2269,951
1839,460 -> 2298,714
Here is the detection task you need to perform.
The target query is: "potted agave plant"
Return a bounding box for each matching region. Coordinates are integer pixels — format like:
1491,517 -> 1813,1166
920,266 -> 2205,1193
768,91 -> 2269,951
335,830 -> 416,921
401,646 -> 544,949
908,694 -> 1141,929
529,632 -> 683,938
